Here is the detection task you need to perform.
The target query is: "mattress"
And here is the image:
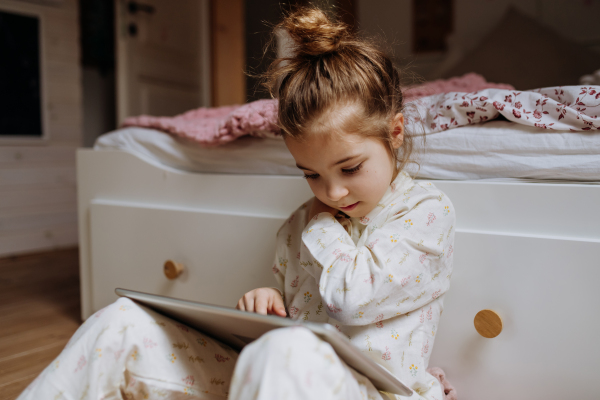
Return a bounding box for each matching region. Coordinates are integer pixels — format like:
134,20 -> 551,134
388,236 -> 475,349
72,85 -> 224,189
94,121 -> 600,181
95,127 -> 301,176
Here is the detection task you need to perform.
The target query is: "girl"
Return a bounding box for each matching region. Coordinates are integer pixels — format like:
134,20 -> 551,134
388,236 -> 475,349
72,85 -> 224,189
18,7 -> 454,400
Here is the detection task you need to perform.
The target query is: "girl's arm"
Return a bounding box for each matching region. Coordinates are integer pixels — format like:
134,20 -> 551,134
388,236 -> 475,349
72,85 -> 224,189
300,191 -> 455,325
271,253 -> 286,295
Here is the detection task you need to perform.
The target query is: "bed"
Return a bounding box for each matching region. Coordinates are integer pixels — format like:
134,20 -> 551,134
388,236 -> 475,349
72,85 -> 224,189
78,113 -> 600,399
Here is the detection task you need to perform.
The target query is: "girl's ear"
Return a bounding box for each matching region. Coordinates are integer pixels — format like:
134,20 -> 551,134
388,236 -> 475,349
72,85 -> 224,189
391,113 -> 404,149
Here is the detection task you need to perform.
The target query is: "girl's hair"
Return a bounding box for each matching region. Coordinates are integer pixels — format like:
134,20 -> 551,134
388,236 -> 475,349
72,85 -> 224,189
263,6 -> 413,175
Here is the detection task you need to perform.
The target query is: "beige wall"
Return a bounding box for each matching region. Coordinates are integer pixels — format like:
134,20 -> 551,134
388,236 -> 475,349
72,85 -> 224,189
0,0 -> 82,256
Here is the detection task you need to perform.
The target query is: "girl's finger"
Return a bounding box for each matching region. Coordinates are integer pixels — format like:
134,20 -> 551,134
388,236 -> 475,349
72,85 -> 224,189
236,298 -> 245,311
272,293 -> 287,317
255,296 -> 268,315
243,293 -> 255,313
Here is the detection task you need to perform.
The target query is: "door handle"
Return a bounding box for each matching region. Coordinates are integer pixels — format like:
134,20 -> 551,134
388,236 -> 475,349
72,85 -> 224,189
128,23 -> 138,37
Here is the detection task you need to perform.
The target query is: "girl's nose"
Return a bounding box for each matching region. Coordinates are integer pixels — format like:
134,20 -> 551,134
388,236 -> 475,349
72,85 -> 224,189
325,182 -> 349,202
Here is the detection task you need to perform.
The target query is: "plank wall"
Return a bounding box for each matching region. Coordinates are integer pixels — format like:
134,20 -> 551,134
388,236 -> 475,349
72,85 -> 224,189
0,0 -> 82,257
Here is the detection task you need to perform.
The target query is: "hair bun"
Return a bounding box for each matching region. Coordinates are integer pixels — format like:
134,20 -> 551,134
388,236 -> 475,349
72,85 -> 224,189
281,7 -> 349,56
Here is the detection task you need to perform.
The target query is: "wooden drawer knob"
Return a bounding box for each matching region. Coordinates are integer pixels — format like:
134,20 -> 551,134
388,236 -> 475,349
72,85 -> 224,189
474,309 -> 503,338
163,260 -> 184,279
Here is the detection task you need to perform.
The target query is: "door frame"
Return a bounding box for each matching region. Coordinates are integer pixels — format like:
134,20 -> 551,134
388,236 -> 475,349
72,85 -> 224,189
210,0 -> 246,107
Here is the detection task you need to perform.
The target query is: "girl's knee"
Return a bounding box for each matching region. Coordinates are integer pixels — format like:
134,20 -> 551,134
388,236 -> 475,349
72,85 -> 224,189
114,296 -> 138,309
87,297 -> 149,324
243,326 -> 326,361
259,326 -> 318,348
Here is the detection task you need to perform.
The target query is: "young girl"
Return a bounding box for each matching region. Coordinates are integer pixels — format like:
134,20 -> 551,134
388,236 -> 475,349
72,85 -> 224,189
18,7 -> 454,400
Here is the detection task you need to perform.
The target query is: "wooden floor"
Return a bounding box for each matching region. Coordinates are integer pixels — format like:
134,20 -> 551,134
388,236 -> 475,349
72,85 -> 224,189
0,248 -> 81,400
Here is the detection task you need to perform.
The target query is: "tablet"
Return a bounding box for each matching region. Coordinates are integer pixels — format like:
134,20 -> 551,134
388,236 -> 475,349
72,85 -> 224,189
116,288 -> 413,396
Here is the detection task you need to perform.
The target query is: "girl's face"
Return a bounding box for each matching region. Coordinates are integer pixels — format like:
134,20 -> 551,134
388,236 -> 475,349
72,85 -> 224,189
285,115 -> 403,218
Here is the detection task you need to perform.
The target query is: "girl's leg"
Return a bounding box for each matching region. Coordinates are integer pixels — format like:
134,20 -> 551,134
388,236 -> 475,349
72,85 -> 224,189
228,326 -> 388,400
17,297 -> 238,400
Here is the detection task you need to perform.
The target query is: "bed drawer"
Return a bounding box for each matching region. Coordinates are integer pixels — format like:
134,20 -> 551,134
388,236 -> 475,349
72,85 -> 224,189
89,200 -> 285,313
430,231 -> 600,399
433,180 -> 600,240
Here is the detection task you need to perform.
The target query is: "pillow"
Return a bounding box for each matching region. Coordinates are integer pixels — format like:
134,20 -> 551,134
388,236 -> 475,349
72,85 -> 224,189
441,8 -> 600,90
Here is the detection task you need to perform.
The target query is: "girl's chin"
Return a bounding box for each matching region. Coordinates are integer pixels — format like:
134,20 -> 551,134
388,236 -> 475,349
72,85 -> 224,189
337,205 -> 364,218
341,203 -> 378,219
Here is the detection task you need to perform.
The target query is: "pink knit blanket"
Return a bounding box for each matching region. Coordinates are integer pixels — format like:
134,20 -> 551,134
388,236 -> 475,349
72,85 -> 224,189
403,72 -> 514,102
121,73 -> 514,146
122,99 -> 280,147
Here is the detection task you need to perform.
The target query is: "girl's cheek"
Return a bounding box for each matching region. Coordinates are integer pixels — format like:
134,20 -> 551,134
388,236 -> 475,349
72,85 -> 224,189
356,174 -> 374,190
308,180 -> 324,198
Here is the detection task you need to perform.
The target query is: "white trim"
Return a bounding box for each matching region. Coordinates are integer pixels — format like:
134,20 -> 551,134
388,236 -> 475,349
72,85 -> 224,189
91,198 -> 290,220
455,228 -> 600,245
0,4 -> 49,145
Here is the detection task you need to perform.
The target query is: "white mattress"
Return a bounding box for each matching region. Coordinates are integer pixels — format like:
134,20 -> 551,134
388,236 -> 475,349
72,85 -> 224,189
95,128 -> 301,176
94,121 -> 600,181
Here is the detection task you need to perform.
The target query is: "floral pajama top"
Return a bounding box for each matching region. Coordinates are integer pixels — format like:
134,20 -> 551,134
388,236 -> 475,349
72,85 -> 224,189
273,171 -> 456,396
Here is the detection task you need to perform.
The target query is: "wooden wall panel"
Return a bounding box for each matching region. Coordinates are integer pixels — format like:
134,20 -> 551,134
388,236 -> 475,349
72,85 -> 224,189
0,0 -> 82,257
0,210 -> 77,234
0,186 -> 76,209
0,225 -> 78,258
211,0 -> 246,106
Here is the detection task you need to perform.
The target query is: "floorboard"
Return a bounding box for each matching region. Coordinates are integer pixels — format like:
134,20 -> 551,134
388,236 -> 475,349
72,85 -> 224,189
0,248 -> 80,400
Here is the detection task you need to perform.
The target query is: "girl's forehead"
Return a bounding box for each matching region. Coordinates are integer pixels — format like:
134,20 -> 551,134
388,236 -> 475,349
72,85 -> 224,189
283,103 -> 388,166
285,130 -> 366,152
309,101 -> 365,135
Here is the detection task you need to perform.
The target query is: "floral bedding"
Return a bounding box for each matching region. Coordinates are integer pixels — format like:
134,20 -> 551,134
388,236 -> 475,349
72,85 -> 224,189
407,86 -> 600,134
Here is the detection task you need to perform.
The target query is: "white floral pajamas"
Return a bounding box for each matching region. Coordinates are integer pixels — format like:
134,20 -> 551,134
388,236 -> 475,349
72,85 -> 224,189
274,171 -> 455,399
18,297 -> 238,400
18,298 -> 384,400
19,172 -> 454,400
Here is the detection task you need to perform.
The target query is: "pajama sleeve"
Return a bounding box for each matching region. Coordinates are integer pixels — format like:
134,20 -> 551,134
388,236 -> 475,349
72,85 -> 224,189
301,193 -> 455,325
272,235 -> 288,295
272,203 -> 309,298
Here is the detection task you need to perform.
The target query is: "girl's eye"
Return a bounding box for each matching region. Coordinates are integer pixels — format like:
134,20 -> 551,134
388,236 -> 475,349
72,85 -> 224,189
342,162 -> 363,175
303,173 -> 319,180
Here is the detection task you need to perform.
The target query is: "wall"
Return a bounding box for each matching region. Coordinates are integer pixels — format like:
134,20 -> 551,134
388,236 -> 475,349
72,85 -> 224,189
80,0 -> 116,147
357,0 -> 600,81
82,67 -> 115,147
0,0 -> 82,257
245,0 -> 281,102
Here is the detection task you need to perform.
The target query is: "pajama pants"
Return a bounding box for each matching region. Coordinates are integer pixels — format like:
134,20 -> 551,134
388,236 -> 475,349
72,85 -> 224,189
18,297 -> 405,400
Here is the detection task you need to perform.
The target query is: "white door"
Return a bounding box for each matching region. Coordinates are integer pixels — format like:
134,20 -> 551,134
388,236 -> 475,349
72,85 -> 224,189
115,0 -> 211,123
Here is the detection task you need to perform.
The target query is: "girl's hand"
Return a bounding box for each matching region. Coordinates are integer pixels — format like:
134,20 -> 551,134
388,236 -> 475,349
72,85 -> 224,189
236,287 -> 287,317
308,197 -> 338,220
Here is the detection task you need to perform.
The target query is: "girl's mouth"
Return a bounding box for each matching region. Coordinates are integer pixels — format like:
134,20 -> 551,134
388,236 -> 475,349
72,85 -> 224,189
340,202 -> 359,211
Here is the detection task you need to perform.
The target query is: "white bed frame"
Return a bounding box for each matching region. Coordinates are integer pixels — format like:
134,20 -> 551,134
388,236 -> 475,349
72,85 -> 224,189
77,148 -> 600,399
